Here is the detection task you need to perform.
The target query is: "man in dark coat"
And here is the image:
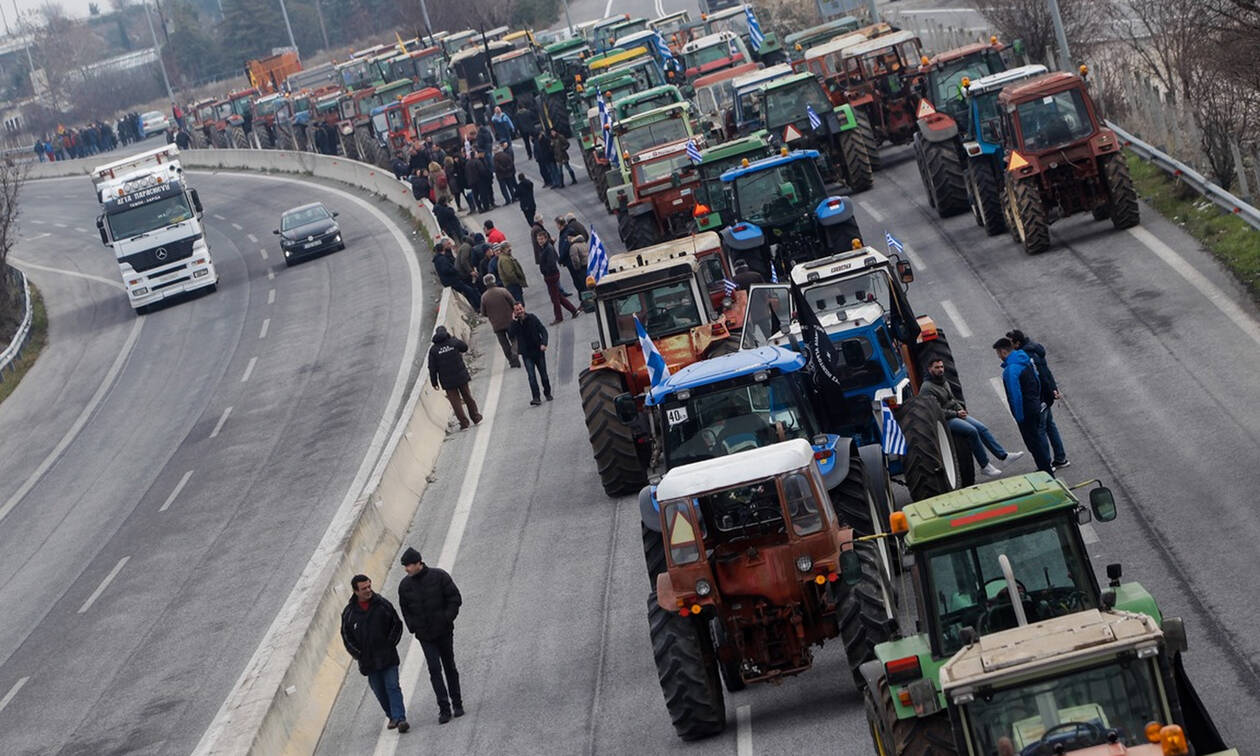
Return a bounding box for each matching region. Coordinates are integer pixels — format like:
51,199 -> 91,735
433,241 -> 479,309
428,325 -> 481,429
463,156 -> 486,213
535,131 -> 555,188
507,301 -> 552,405
555,214 -> 587,293
1007,329 -> 1069,468
410,169 -> 431,202
480,274 -> 521,368
391,153 -> 409,180
515,104 -> 538,159
340,574 -> 409,732
397,548 -> 464,723
922,357 -> 1023,477
433,196 -> 464,241
475,151 -> 495,211
551,129 -> 577,186
516,173 -> 536,228
492,144 -> 517,204
994,337 -> 1052,474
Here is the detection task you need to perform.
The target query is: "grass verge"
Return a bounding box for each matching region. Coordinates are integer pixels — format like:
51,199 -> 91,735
0,282 -> 48,405
1127,151 -> 1260,303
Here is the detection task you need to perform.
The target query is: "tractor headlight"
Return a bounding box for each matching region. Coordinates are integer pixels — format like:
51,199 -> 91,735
695,579 -> 712,597
795,555 -> 813,573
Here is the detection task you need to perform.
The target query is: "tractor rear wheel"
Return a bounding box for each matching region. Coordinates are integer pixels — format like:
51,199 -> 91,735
231,129 -> 249,149
970,160 -> 1006,236
837,127 -> 874,193
620,211 -> 659,250
829,451 -> 877,536
866,676 -> 957,756
835,542 -> 897,689
914,331 -> 963,402
357,132 -> 379,166
913,135 -> 933,209
1103,154 -> 1140,230
855,109 -> 881,171
341,132 -> 360,161
895,394 -> 959,502
648,593 -> 726,740
1010,177 -> 1050,255
924,141 -> 968,218
579,368 -> 647,497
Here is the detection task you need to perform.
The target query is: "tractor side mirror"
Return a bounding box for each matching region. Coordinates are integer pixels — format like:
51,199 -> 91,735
96,215 -> 109,246
840,339 -> 865,368
1090,487 -> 1117,522
895,259 -> 914,283
840,549 -> 861,585
273,229 -> 281,235
613,392 -> 638,423
190,189 -> 203,214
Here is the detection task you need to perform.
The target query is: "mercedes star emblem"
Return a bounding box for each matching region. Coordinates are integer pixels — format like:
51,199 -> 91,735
155,248 -> 168,260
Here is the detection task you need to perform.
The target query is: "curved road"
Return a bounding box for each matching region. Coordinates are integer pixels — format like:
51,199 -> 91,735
0,171 -> 426,755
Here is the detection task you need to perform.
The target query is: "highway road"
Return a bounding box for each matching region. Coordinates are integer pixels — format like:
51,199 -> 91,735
0,171 -> 429,755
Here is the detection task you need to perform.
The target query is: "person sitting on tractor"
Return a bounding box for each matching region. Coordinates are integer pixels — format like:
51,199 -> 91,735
710,394 -> 774,453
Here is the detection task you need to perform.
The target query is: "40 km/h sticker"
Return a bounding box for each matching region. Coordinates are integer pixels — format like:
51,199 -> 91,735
666,407 -> 688,426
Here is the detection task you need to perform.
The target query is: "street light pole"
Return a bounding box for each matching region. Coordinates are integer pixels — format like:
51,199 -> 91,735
144,0 -> 175,102
418,0 -> 433,40
276,0 -> 298,56
560,0 -> 573,35
1047,0 -> 1071,70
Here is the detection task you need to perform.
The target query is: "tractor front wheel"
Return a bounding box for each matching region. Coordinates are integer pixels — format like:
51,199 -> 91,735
924,141 -> 968,218
1103,154 -> 1140,230
895,394 -> 959,502
1010,177 -> 1050,255
579,368 -> 647,497
341,132 -> 360,161
835,542 -> 897,689
648,593 -> 726,740
970,160 -> 1006,235
619,211 -> 660,251
866,676 -> 957,756
641,517 -> 667,588
837,127 -> 874,193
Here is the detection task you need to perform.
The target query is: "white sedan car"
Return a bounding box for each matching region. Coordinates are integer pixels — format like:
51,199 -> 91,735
140,110 -> 171,137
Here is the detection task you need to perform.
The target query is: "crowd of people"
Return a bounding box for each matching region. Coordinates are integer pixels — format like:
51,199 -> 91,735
31,113 -> 149,162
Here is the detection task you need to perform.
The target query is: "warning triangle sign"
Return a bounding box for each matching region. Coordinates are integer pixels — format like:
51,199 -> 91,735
916,99 -> 936,118
784,124 -> 803,142
1008,151 -> 1029,172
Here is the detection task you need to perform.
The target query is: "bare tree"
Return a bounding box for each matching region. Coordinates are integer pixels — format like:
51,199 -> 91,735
969,0 -> 1107,67
0,161 -> 28,328
1109,0 -> 1198,103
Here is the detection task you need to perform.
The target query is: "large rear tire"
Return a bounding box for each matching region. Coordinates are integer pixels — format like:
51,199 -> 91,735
837,127 -> 874,193
855,109 -> 882,171
924,141 -> 968,218
895,394 -> 959,502
642,518 -> 666,587
579,368 -> 647,497
231,129 -> 249,149
970,160 -> 1006,236
914,331 -> 963,402
830,451 -> 877,536
1103,154 -> 1140,229
341,131 -> 360,161
619,211 -> 659,250
1010,176 -> 1050,255
648,593 -> 726,740
835,542 -> 897,688
867,676 -> 957,756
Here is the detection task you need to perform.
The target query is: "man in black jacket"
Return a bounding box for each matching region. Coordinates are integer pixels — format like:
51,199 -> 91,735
433,196 -> 464,242
397,548 -> 464,724
507,302 -> 552,405
516,173 -> 536,228
340,574 -> 409,732
432,241 -> 479,309
1007,329 -> 1070,468
429,325 -> 482,430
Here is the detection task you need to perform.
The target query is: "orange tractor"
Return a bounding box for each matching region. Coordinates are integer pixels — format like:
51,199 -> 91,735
246,50 -> 302,95
834,29 -> 925,167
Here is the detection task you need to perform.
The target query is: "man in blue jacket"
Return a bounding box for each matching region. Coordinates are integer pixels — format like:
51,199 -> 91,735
993,337 -> 1052,474
1007,329 -> 1070,468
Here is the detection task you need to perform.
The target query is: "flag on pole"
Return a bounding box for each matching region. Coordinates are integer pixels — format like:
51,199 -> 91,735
722,277 -> 737,295
745,6 -> 765,52
653,31 -> 673,61
634,314 -> 671,387
806,103 -> 822,131
885,230 -> 905,256
769,262 -> 779,283
599,97 -> 618,166
587,226 -> 610,283
686,139 -> 703,164
881,404 -> 907,455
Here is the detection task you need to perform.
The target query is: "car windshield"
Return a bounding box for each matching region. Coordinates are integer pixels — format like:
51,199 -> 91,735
493,54 -> 541,84
801,270 -> 893,319
282,205 -> 331,230
732,158 -> 825,226
961,657 -> 1166,755
684,42 -> 732,70
107,194 -> 194,238
619,91 -> 679,119
662,375 -> 817,466
634,151 -> 692,184
619,115 -> 690,155
1016,88 -> 1094,151
763,79 -> 831,130
923,513 -> 1097,656
604,279 -> 701,344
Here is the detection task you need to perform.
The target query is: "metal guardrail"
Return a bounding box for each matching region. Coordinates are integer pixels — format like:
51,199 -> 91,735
1108,120 -> 1260,231
0,267 -> 33,380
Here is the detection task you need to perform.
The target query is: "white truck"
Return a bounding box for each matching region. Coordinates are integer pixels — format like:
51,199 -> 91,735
92,144 -> 218,312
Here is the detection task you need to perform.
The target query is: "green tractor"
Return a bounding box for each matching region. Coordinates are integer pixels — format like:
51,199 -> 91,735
757,72 -> 875,193
692,132 -> 773,233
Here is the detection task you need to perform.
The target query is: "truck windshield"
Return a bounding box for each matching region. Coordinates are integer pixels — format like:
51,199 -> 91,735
922,514 -> 1097,656
619,116 -> 690,155
960,657 -> 1164,754
604,279 -> 701,344
1016,88 -> 1094,151
732,158 -> 825,226
763,79 -> 831,131
493,54 -> 541,85
108,195 -> 194,239
662,374 -> 817,466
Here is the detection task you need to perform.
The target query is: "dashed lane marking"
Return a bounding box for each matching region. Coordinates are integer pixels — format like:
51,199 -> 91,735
241,356 -> 257,383
53,222 -> 66,228
737,704 -> 753,756
159,470 -> 194,513
212,214 -> 226,221
267,269 -> 275,281
30,219 -> 45,224
247,233 -> 258,243
74,227 -> 87,233
260,248 -> 269,261
940,300 -> 972,339
267,288 -> 275,304
259,318 -> 270,339
231,222 -> 243,231
209,407 -> 232,439
0,677 -> 29,714
77,556 -> 129,614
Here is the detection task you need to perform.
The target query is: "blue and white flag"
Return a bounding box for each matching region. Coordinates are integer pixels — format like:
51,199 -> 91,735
686,139 -> 703,164
885,230 -> 904,256
634,314 -> 671,387
807,103 -> 822,131
769,262 -> 779,283
722,277 -> 737,295
653,31 -> 674,62
745,6 -> 764,52
587,225 -> 610,283
881,404 -> 907,456
599,97 -> 618,166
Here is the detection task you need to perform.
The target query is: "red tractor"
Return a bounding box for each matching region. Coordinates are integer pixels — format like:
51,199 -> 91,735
616,138 -> 705,249
835,29 -> 925,167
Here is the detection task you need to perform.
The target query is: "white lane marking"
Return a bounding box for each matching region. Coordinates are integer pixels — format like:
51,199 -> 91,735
737,704 -> 753,756
377,348 -> 508,756
247,233 -> 258,243
0,677 -> 29,714
53,222 -> 66,228
990,376 -> 1005,402
30,219 -> 45,224
159,470 -> 194,513
241,356 -> 257,383
209,407 -> 232,439
77,556 -> 130,614
231,222 -> 243,231
896,7 -> 978,13
267,269 -> 275,281
212,214 -> 226,221
603,0 -> 614,16
11,258 -> 125,290
260,248 -> 269,261
267,288 -> 275,304
0,317 -> 142,526
899,239 -> 926,272
259,318 -> 270,340
1081,523 -> 1100,544
859,200 -> 885,222
1130,226 -> 1260,348
74,227 -> 87,233
24,233 -> 51,241
940,300 -> 972,339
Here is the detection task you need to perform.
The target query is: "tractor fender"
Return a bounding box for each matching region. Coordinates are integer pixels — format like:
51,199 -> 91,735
628,201 -> 655,217
814,434 -> 854,489
719,221 -> 765,252
917,112 -> 959,144
833,103 -> 858,131
814,196 -> 855,227
859,660 -> 886,699
639,484 -> 662,531
607,183 -> 632,211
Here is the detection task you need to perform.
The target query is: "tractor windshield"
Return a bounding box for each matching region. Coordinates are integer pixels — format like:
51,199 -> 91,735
801,270 -> 893,321
732,158 -> 826,227
691,470 -> 825,541
493,54 -> 542,86
633,150 -> 693,185
1015,88 -> 1095,151
959,656 -> 1166,754
619,91 -> 681,119
972,90 -> 1003,144
921,513 -> 1098,656
619,116 -> 690,155
931,49 -> 1004,124
695,82 -> 734,118
763,79 -> 831,131
661,374 -> 819,466
603,278 -> 702,344
684,42 -> 734,71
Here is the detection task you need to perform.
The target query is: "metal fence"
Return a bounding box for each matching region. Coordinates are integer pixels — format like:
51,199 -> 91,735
0,266 -> 33,381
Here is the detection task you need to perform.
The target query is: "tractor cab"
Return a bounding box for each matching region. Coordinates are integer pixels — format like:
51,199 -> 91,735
337,57 -> 375,92
962,64 -> 1049,158
613,84 -> 686,121
490,47 -> 544,111
702,3 -> 781,63
729,64 -> 794,136
785,16 -> 860,59
693,132 -> 773,231
1000,72 -> 1101,155
370,102 -> 406,150
692,63 -> 758,142
839,29 -> 925,145
794,32 -> 870,102
918,38 -> 1008,133
681,31 -> 750,78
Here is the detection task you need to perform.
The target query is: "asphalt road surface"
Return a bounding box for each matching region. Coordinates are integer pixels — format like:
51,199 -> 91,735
0,171 -> 428,755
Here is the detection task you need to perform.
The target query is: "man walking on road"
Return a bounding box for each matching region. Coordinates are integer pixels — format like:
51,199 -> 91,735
480,274 -> 522,368
1007,329 -> 1070,468
493,142 -> 517,204
397,548 -> 464,724
535,228 -> 580,324
429,325 -> 482,430
340,575 -> 409,733
550,129 -> 577,187
508,302 -> 552,405
516,173 -> 536,228
921,358 -> 1024,476
993,337 -> 1053,474
496,242 -> 528,304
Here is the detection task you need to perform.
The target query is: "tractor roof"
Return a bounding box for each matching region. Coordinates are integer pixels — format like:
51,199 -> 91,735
693,61 -> 760,88
901,472 -> 1080,548
760,71 -> 823,93
939,610 -> 1163,696
967,64 -> 1048,96
731,63 -> 793,92
789,245 -> 888,286
785,16 -> 860,47
842,29 -> 917,59
705,4 -> 751,21
698,132 -> 769,164
492,47 -> 533,63
619,100 -> 691,126
588,46 -> 650,71
998,71 -> 1083,106
720,149 -> 820,182
683,30 -> 740,52
647,346 -> 805,405
928,40 -> 999,66
449,41 -> 513,65
616,84 -> 682,106
802,31 -> 869,61
656,438 -> 815,501
596,233 -> 718,289
615,30 -> 657,47
545,37 -> 587,54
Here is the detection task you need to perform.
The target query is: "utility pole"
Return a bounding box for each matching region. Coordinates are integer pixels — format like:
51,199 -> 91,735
418,0 -> 433,41
560,0 -> 573,35
313,0 -> 329,52
276,0 -> 298,56
144,0 -> 174,101
1047,0 -> 1071,70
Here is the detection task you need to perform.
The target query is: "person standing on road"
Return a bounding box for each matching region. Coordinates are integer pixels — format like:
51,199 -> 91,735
993,337 -> 1053,474
508,302 -> 552,405
1007,329 -> 1070,468
429,325 -> 482,430
535,131 -> 556,188
516,173 -> 536,228
397,548 -> 464,725
464,155 -> 486,213
483,219 -> 506,245
515,103 -> 538,159
490,106 -> 515,143
496,242 -> 528,304
433,240 -> 480,310
555,214 -> 588,293
535,228 -> 580,324
434,196 -> 465,242
475,151 -> 495,211
410,169 -> 431,203
480,274 -> 522,368
493,143 -> 517,204
340,574 -> 409,733
550,129 -> 577,186
921,358 -> 1024,476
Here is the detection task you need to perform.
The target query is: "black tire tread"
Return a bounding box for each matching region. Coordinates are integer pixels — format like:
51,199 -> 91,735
924,141 -> 968,217
1012,177 -> 1050,255
829,452 -> 873,536
647,593 -> 726,740
834,541 -> 897,687
972,160 -> 1005,235
855,109 -> 882,171
870,676 -> 958,756
642,521 -> 666,587
579,369 -> 647,496
1103,154 -> 1140,229
895,394 -> 955,502
837,127 -> 874,192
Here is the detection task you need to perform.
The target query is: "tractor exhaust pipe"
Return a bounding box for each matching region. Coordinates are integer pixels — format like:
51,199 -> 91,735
998,554 -> 1028,627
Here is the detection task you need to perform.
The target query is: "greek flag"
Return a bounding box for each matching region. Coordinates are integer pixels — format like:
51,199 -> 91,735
885,230 -> 905,256
881,404 -> 907,455
634,314 -> 671,387
587,225 -> 610,282
769,262 -> 779,283
653,31 -> 674,62
686,139 -> 703,164
722,278 -> 737,295
807,103 -> 822,131
600,98 -> 618,166
746,6 -> 764,52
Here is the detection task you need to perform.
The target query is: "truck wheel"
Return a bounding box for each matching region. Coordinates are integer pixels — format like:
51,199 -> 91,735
855,109 -> 881,171
895,394 -> 959,501
1010,177 -> 1050,255
579,368 -> 647,496
835,542 -> 897,689
642,520 -> 666,587
837,127 -> 874,193
971,160 -> 1006,236
924,141 -> 968,218
866,677 -> 957,756
648,593 -> 726,740
1102,154 -> 1140,230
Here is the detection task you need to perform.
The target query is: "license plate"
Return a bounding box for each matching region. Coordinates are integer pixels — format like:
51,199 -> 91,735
154,268 -> 184,283
304,241 -> 320,249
